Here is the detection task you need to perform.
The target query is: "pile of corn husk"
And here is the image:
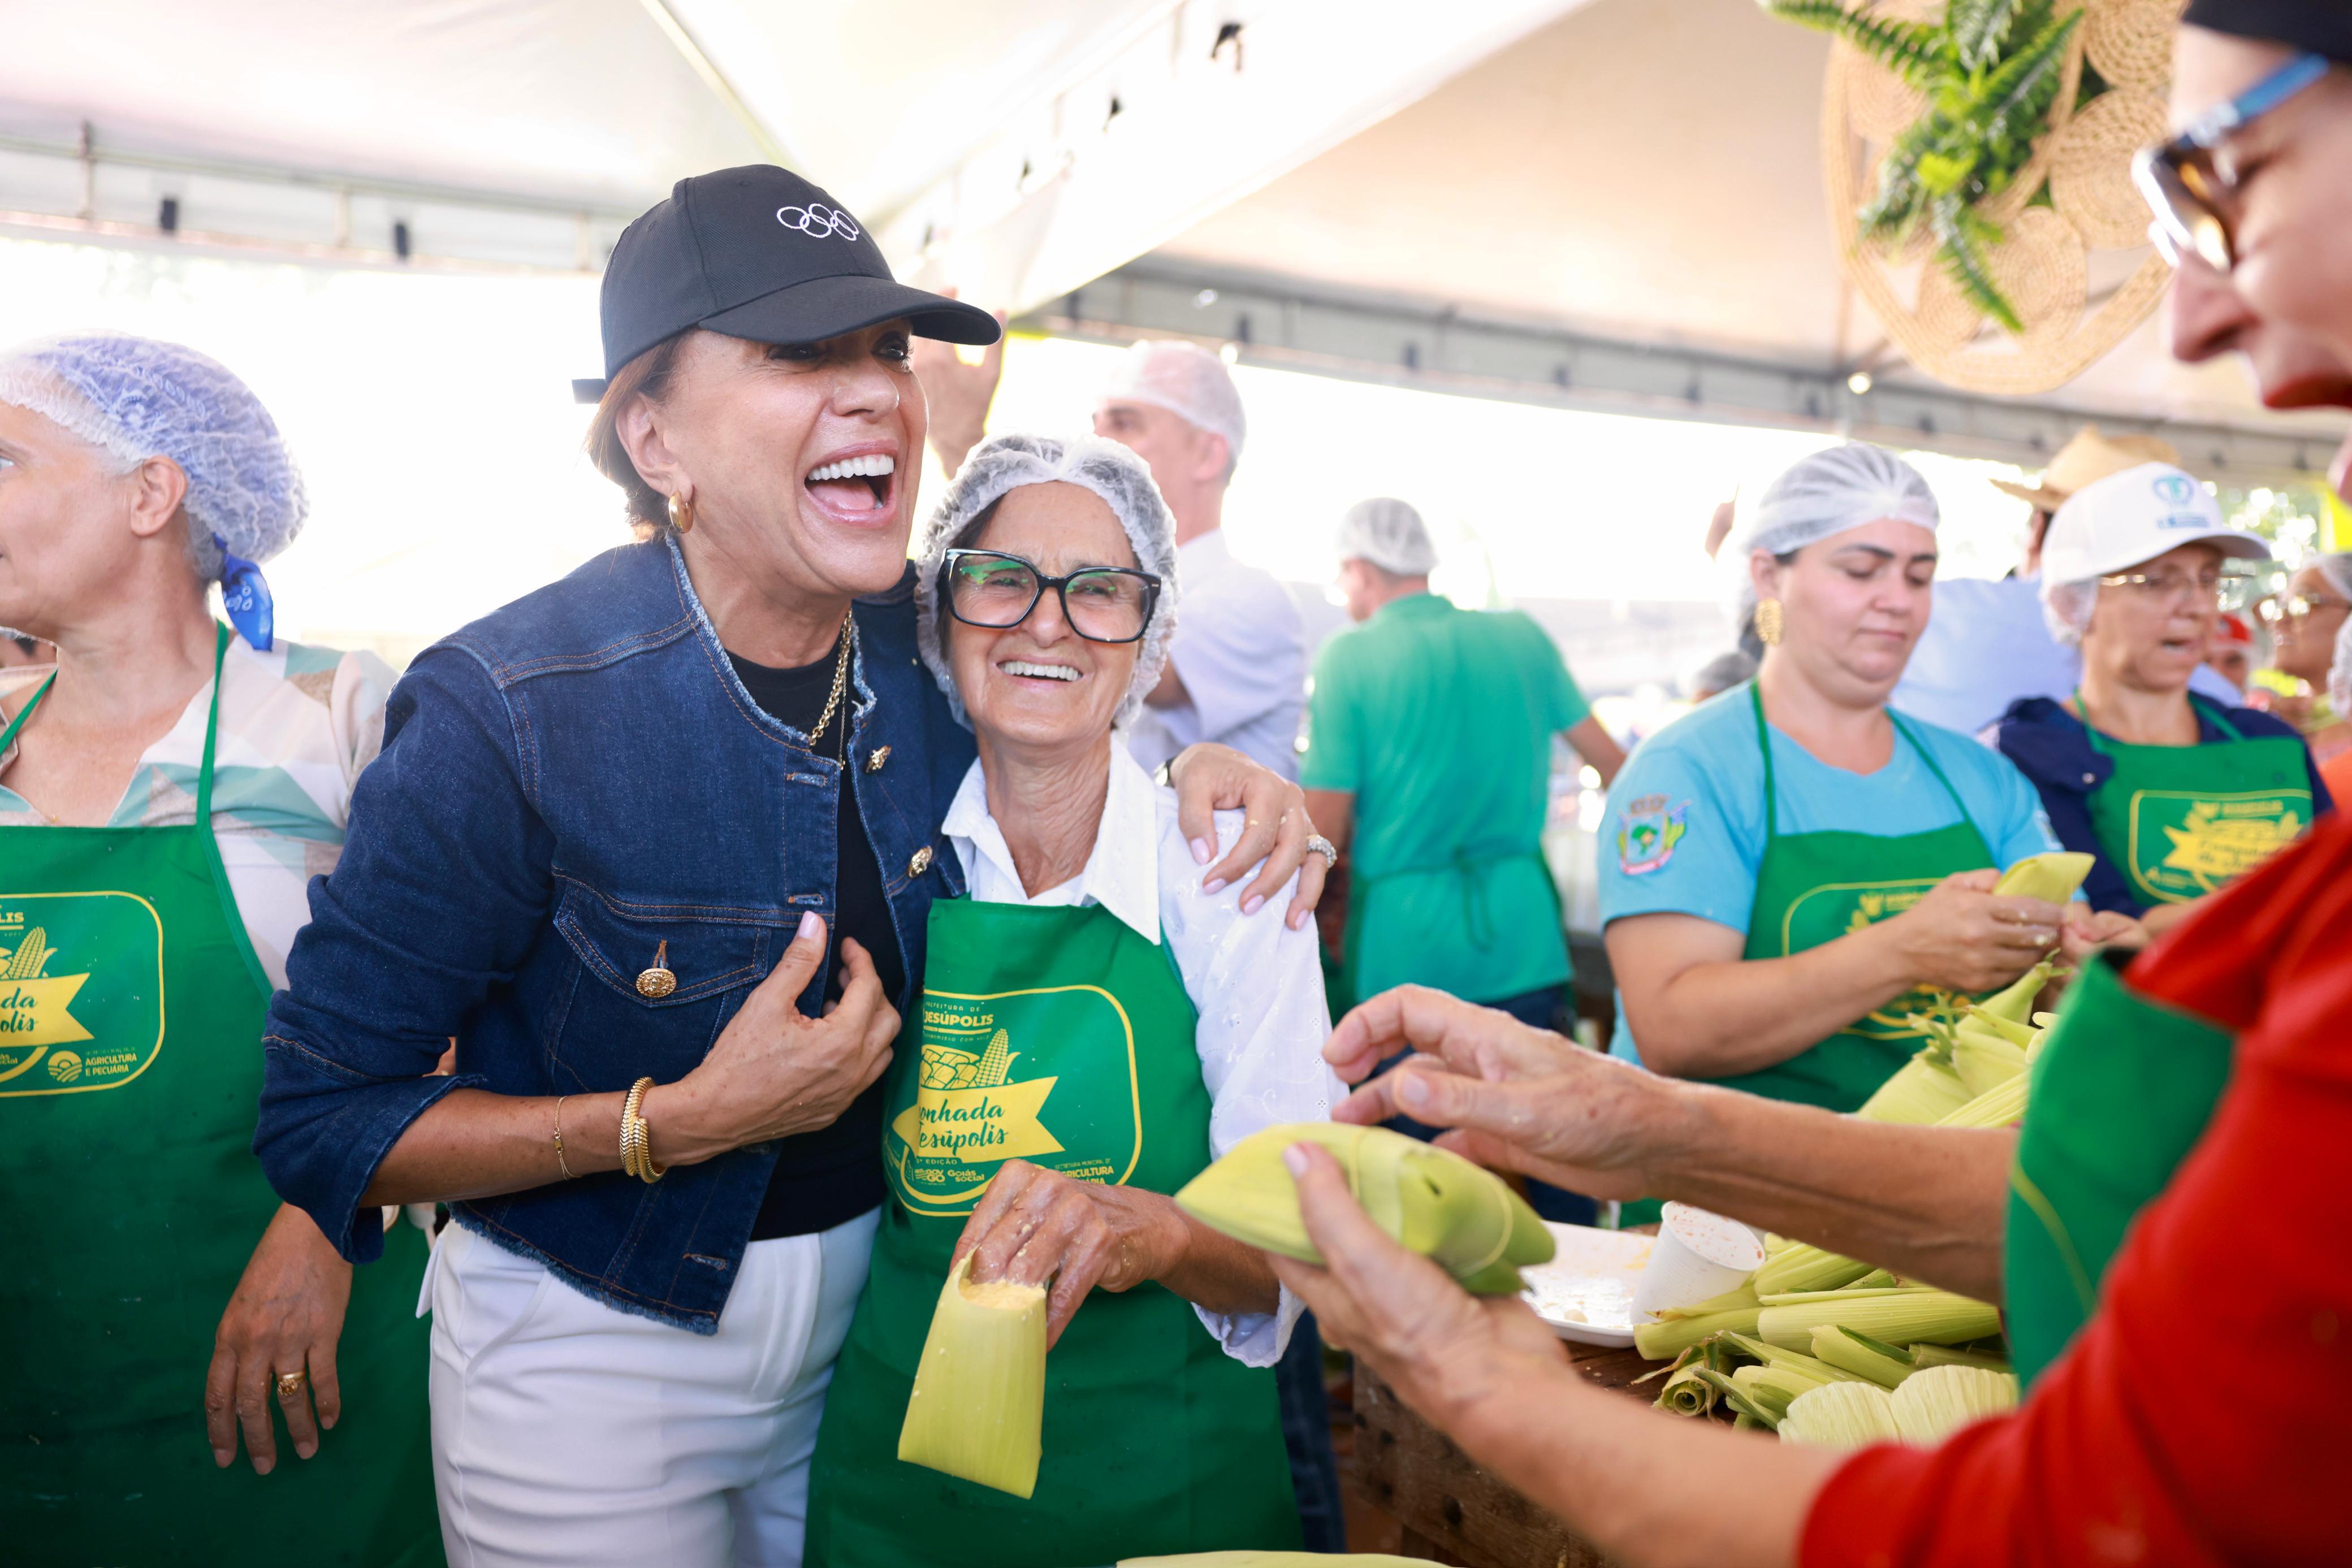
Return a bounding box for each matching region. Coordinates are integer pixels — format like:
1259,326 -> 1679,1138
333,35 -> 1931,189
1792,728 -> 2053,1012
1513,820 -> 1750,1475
1633,860 -> 2082,1448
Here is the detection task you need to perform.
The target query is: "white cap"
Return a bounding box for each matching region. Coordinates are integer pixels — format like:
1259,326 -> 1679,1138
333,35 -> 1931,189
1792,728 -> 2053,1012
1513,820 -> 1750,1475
1099,339 -> 1246,467
1336,497 -> 1437,576
2042,463 -> 2269,582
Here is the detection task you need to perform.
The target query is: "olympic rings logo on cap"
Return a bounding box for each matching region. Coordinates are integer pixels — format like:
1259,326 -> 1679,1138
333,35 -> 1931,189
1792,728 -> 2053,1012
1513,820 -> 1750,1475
776,203 -> 861,241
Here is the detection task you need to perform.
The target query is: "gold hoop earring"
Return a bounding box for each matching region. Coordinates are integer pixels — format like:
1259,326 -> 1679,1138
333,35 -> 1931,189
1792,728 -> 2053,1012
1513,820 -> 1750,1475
1755,597 -> 1784,646
667,492 -> 695,535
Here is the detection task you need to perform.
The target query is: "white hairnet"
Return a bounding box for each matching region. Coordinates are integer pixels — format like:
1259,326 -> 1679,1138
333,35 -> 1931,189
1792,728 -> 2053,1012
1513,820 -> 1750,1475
1724,443 -> 1939,620
2313,551 -> 2352,604
1336,497 -> 1437,576
0,332 -> 306,581
2042,577 -> 2099,647
2331,613 -> 2352,719
1099,339 -> 1246,475
914,432 -> 1178,730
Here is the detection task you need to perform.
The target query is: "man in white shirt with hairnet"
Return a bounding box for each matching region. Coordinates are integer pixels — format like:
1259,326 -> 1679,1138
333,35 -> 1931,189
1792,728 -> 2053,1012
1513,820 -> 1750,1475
920,335 -> 1308,779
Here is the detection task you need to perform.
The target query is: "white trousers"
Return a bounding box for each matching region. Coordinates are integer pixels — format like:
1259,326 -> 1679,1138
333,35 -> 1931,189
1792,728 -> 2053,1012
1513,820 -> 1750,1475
426,1210 -> 877,1568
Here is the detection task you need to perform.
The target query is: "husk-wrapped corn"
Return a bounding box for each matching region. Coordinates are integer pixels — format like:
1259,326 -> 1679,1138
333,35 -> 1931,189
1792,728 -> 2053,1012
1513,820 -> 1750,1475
1888,1365 -> 2017,1445
1173,1122 -> 1553,1295
896,1254 -> 1047,1498
1778,1380 -> 1902,1450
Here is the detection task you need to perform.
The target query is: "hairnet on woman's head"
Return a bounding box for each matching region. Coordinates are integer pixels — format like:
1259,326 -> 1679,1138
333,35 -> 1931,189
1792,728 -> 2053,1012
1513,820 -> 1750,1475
1723,441 -> 1939,620
914,433 -> 1178,729
0,333 -> 306,579
2314,551 -> 2352,604
2330,615 -> 2352,719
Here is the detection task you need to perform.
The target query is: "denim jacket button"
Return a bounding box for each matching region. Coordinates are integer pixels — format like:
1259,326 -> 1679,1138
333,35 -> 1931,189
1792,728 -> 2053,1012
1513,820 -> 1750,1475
867,745 -> 890,773
908,846 -> 933,877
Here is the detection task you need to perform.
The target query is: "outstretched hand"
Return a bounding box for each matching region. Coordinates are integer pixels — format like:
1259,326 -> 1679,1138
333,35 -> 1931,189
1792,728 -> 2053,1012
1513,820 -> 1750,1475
1269,1142 -> 1563,1428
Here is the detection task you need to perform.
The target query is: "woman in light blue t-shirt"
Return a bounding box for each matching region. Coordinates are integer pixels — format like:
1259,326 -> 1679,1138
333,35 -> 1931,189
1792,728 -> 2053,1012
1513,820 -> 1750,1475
1597,445 -> 2122,1132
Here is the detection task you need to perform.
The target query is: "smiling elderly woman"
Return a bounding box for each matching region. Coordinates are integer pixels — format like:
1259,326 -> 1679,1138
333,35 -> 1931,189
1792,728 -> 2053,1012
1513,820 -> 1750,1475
803,435 -> 1342,1568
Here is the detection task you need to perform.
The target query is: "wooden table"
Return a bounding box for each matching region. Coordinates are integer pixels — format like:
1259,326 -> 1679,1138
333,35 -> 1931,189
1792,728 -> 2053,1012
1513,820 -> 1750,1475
1347,1340 -> 1661,1567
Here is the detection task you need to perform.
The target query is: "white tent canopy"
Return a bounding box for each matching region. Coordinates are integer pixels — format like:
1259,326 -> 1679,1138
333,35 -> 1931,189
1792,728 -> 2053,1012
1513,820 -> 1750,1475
0,0 -> 2338,468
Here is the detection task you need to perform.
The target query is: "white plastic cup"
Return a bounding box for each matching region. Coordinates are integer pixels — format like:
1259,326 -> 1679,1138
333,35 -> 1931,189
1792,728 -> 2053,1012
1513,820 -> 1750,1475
1631,1202 -> 1767,1323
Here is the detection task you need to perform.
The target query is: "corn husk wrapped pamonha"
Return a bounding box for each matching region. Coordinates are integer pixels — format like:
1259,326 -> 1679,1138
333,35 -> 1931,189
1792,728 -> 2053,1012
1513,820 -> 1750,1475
1173,1121 -> 1554,1294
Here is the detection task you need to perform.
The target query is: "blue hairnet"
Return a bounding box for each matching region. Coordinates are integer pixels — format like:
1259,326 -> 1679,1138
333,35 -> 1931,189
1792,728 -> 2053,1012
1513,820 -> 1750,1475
914,433 -> 1178,730
0,332 -> 308,581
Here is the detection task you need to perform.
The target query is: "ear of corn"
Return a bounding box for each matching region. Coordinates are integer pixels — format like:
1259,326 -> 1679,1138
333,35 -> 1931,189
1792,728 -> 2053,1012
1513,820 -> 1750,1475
1779,1379 -> 1901,1450
1173,1122 -> 1553,1295
1758,1290 -> 2003,1352
1810,1326 -> 1914,1388
1635,1305 -> 1764,1362
1693,1366 -> 1782,1429
1935,1071 -> 2029,1129
1758,1285 -> 1934,1307
1949,1019 -> 2029,1098
1992,851 -> 2094,904
1975,960 -> 2057,1028
1719,1332 -> 1866,1385
1731,1363 -> 1834,1420
1911,1343 -> 2013,1374
1888,1365 -> 2017,1445
1854,1049 -> 1975,1124
1753,1243 -> 1874,1296
896,1253 -> 1047,1498
1962,1005 -> 2038,1050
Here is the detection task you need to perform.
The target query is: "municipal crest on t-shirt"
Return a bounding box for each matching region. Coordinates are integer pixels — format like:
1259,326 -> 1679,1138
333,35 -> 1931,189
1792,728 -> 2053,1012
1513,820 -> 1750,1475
1616,795 -> 1689,876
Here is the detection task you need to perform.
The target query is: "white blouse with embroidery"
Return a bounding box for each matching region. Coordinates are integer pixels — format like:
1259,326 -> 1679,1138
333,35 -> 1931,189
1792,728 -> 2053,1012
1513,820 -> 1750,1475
0,636 -> 395,989
943,735 -> 1342,1367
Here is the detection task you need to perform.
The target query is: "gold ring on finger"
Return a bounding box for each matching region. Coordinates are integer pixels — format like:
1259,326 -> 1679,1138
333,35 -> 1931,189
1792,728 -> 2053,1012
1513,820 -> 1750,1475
275,1368 -> 308,1398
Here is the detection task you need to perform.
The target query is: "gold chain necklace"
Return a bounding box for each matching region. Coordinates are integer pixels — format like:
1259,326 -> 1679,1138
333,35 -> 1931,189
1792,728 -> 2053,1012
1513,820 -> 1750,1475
807,614 -> 857,751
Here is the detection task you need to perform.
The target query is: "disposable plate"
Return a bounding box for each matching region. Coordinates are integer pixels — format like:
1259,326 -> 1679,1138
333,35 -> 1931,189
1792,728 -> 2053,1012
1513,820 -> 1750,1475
1516,1222 -> 1654,1347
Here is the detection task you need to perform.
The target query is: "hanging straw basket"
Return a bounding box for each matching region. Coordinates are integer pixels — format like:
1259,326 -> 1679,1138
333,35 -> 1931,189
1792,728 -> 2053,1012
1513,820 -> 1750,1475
1820,0 -> 2183,396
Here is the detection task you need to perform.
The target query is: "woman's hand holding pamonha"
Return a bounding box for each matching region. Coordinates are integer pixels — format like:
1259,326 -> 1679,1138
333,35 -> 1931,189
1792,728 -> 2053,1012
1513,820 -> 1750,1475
950,1160 -> 1202,1348
1879,868 -> 2065,994
650,913 -> 900,1164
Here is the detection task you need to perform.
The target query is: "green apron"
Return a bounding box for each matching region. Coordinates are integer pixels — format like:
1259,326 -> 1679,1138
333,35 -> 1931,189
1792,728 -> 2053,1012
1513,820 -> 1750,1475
2004,953 -> 2233,1386
2079,693 -> 2312,907
1717,684 -> 1997,1111
0,626 -> 440,1566
806,896 -> 1298,1568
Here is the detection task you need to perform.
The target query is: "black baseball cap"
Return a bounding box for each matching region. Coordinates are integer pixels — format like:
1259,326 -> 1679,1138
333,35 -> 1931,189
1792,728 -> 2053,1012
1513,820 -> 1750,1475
580,164 -> 1000,395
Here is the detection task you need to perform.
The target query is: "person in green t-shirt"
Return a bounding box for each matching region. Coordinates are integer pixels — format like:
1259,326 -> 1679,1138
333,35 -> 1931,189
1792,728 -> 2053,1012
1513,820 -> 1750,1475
1300,497 -> 1624,1039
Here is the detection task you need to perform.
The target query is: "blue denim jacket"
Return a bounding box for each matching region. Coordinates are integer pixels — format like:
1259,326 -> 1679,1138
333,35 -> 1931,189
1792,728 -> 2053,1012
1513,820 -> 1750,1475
256,537 -> 972,1332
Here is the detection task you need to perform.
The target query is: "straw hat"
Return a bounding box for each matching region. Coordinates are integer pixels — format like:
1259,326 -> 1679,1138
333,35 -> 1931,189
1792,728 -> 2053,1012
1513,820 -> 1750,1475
1989,425 -> 2182,511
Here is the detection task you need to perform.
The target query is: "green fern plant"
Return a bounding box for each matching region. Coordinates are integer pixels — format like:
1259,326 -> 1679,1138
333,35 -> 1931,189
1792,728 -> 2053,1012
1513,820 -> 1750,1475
1766,0 -> 2086,335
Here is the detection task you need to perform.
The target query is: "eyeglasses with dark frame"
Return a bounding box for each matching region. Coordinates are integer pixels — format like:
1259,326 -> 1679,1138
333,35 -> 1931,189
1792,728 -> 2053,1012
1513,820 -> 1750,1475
2134,51 -> 2331,274
940,548 -> 1163,644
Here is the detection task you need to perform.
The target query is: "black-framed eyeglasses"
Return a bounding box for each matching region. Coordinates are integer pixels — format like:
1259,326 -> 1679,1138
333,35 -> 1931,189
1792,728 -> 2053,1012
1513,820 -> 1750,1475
2135,51 -> 2331,274
940,548 -> 1162,644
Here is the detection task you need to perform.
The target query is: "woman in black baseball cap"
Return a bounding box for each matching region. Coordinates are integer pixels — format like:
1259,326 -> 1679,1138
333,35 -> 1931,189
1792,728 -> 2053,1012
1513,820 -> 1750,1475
253,164 -> 1326,1567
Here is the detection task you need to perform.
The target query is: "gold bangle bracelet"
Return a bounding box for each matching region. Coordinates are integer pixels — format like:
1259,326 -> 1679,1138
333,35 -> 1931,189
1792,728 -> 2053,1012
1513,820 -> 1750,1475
553,1094 -> 574,1180
621,1076 -> 666,1183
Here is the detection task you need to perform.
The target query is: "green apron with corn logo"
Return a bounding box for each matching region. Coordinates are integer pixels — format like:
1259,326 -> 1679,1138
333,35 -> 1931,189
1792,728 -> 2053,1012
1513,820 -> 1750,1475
806,895 -> 1298,1568
2079,694 -> 2312,907
2004,951 -> 2233,1387
0,626 -> 439,1565
1718,685 -> 1997,1111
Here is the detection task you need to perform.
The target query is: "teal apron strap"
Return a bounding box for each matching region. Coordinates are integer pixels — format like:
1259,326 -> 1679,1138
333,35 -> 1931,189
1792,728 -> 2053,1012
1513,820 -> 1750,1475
1887,708 -> 1996,864
1748,682 -> 1779,842
192,625 -> 273,1000
0,669 -> 56,757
